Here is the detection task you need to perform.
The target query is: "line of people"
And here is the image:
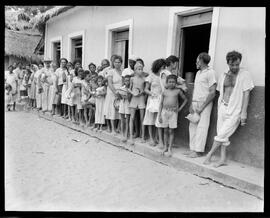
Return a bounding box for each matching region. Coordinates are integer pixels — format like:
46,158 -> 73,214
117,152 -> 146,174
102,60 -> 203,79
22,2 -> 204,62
5,50 -> 254,167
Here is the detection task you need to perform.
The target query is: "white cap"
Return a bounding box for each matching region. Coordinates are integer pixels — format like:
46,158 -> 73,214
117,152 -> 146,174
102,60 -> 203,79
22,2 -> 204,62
129,54 -> 138,61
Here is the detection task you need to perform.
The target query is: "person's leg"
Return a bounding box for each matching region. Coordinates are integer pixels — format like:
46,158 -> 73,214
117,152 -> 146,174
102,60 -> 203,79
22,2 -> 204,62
134,110 -> 140,138
129,108 -> 136,145
110,119 -> 116,134
13,102 -> 16,111
161,128 -> 169,154
167,128 -> 175,157
83,107 -> 88,125
120,114 -> 126,141
125,114 -> 130,141
139,109 -> 146,142
148,125 -> 156,146
106,119 -> 111,133
214,145 -> 227,168
203,140 -> 222,165
157,128 -> 164,149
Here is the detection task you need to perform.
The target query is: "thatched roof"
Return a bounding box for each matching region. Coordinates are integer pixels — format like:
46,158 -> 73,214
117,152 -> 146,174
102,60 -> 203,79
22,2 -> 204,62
30,6 -> 75,33
5,28 -> 43,62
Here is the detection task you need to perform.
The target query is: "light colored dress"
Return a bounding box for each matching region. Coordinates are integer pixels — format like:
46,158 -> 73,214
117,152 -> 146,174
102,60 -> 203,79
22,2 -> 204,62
5,71 -> 18,103
61,69 -> 69,104
29,70 -> 36,99
143,72 -> 163,125
64,74 -> 74,106
95,86 -> 106,124
49,71 -> 59,106
40,67 -> 53,111
72,76 -> 83,110
35,69 -> 42,108
103,69 -> 122,120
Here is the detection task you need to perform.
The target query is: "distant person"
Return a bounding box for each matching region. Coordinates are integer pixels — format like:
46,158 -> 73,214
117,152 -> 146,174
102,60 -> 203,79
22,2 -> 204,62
5,65 -> 18,111
13,62 -> 23,102
156,74 -> 187,156
88,63 -> 97,75
203,51 -> 254,167
185,53 -> 217,158
122,55 -> 137,77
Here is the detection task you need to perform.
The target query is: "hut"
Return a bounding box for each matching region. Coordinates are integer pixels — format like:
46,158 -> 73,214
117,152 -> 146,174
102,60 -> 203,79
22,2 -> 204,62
4,28 -> 43,70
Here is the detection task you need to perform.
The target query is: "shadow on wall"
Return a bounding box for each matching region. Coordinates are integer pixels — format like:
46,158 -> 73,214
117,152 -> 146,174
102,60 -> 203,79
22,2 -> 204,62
174,85 -> 264,169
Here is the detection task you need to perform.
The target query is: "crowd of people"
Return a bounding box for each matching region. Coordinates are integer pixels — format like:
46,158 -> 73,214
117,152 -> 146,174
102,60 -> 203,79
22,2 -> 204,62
5,50 -> 254,167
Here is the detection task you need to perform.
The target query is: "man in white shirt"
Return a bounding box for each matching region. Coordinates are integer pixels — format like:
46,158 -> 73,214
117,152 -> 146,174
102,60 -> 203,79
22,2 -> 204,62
203,51 -> 254,167
121,54 -> 137,77
13,62 -> 23,102
186,53 -> 217,158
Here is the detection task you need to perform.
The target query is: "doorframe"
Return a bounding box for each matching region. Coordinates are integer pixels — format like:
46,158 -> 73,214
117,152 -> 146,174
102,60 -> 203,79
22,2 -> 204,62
105,19 -> 133,60
166,7 -> 220,67
50,36 -> 63,63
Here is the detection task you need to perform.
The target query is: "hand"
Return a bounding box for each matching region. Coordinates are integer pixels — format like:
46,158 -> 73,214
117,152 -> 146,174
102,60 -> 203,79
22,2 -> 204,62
195,107 -> 203,114
158,115 -> 162,123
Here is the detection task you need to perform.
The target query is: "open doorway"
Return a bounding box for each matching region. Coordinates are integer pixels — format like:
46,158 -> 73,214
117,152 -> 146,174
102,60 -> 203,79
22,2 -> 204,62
112,30 -> 129,68
178,10 -> 213,82
52,41 -> 61,67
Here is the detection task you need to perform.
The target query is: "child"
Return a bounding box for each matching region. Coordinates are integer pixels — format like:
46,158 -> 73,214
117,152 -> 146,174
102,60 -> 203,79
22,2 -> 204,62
22,68 -> 31,109
118,75 -> 131,142
94,76 -> 107,132
88,72 -> 99,128
72,68 -> 84,125
50,63 -> 60,116
128,62 -> 146,145
81,71 -> 92,126
65,70 -> 75,121
156,74 -> 188,157
5,84 -> 13,111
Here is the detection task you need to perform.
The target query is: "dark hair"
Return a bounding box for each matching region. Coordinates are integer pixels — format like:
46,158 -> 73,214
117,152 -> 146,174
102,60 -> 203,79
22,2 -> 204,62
25,63 -> 31,67
166,74 -> 177,83
60,58 -> 68,63
102,59 -> 110,66
88,62 -> 96,69
226,50 -> 242,63
73,59 -> 81,66
113,55 -> 123,63
136,58 -> 144,67
74,67 -> 82,76
151,59 -> 166,74
197,52 -> 211,65
84,70 -> 90,75
165,55 -> 179,66
124,75 -> 131,79
91,72 -> 98,77
97,75 -> 104,81
67,62 -> 73,66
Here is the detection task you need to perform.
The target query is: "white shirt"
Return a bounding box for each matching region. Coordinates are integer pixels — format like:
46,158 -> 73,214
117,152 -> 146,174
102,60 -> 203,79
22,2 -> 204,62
192,67 -> 217,102
217,68 -> 254,116
55,67 -> 68,85
98,66 -> 111,79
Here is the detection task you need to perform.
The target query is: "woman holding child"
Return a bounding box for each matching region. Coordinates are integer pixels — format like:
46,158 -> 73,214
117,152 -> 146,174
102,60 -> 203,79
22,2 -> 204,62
103,55 -> 123,135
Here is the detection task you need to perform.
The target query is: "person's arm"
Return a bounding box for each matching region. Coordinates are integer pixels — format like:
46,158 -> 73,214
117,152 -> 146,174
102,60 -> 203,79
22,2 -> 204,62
158,92 -> 164,123
108,75 -> 117,95
178,89 -> 188,112
240,90 -> 251,126
196,83 -> 217,114
144,82 -> 154,96
127,78 -> 134,95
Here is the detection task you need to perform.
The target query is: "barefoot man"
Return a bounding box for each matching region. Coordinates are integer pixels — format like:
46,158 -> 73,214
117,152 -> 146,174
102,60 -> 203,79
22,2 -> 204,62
203,51 -> 254,167
185,53 -> 217,158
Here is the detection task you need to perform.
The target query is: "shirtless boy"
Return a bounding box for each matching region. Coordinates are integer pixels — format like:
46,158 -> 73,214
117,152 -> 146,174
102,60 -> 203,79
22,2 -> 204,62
157,74 -> 188,157
203,51 -> 254,167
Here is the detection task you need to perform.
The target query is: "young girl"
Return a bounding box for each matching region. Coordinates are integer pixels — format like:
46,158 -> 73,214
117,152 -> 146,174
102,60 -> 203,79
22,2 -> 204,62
5,84 -> 13,111
143,59 -> 166,147
50,62 -> 60,116
29,64 -> 38,109
89,72 -> 99,128
72,68 -> 84,125
118,75 -> 131,142
22,67 -> 32,110
128,62 -> 146,145
81,71 -> 92,126
65,65 -> 75,121
94,76 -> 107,132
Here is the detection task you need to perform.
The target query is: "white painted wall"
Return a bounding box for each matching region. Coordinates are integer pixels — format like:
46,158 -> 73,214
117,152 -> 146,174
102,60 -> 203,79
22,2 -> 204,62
213,7 -> 265,86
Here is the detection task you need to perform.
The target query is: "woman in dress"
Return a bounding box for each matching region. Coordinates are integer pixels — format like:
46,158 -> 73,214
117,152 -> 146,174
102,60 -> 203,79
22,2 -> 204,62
35,63 -> 44,111
143,59 -> 166,146
29,64 -> 39,109
103,55 -> 123,135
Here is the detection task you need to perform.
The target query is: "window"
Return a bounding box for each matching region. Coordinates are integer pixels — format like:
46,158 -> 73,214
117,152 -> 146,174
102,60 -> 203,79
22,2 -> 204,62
112,30 -> 129,68
53,41 -> 61,67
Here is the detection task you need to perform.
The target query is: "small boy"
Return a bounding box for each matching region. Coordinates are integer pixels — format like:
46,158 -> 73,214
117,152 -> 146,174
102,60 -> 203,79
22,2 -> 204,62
118,75 -> 131,142
128,62 -> 146,145
89,72 -> 99,128
5,84 -> 13,111
81,72 -> 92,127
156,74 -> 188,157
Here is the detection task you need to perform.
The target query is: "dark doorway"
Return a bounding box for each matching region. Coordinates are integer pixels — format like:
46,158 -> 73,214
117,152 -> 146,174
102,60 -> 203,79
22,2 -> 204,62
181,23 -> 211,82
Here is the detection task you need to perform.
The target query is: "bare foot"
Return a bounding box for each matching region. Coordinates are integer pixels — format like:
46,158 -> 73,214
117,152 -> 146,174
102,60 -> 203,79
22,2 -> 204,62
182,150 -> 193,156
140,139 -> 146,143
157,144 -> 165,150
165,149 -> 172,157
112,131 -> 118,136
149,141 -> 156,147
161,147 -> 168,156
214,161 -> 227,168
121,137 -> 127,143
203,155 -> 212,165
130,139 -> 135,146
187,151 -> 201,158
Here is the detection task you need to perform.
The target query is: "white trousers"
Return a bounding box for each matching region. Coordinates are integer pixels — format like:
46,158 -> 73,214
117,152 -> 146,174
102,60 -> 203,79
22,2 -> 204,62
214,103 -> 240,146
189,101 -> 213,152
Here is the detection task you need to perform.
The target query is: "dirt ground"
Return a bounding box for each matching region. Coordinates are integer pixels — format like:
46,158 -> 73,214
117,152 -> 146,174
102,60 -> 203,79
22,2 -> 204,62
5,111 -> 263,212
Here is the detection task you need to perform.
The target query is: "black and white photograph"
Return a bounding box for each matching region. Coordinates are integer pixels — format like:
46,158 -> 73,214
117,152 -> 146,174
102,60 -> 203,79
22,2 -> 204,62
4,5 -> 265,212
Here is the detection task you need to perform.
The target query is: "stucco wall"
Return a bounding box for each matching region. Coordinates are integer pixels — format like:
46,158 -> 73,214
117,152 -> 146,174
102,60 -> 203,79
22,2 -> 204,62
46,6 -> 170,71
213,7 -> 265,86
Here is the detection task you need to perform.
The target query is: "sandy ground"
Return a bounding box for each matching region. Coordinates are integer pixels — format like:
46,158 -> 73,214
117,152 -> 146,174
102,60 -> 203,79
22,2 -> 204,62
5,111 -> 263,212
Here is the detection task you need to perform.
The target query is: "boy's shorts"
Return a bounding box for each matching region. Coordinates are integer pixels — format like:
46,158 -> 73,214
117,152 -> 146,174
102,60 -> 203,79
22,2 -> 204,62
129,95 -> 145,109
155,108 -> 178,129
119,99 -> 130,115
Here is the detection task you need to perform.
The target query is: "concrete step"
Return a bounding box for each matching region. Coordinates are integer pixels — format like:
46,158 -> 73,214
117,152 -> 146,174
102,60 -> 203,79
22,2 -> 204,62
10,107 -> 264,199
